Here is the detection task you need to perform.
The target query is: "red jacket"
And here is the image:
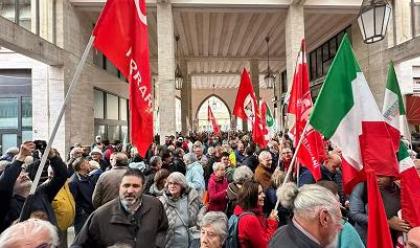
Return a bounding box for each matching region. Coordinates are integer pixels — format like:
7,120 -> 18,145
234,205 -> 278,248
207,173 -> 228,212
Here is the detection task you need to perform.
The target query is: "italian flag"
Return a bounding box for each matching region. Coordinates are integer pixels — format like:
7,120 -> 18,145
382,62 -> 420,227
309,34 -> 396,248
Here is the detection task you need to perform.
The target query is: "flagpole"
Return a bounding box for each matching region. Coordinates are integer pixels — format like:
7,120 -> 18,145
274,121 -> 310,211
29,35 -> 95,195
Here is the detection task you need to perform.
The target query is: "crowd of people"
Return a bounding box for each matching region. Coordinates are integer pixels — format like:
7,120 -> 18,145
0,131 -> 419,248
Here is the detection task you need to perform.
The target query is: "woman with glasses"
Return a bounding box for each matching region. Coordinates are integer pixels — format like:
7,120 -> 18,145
159,172 -> 202,248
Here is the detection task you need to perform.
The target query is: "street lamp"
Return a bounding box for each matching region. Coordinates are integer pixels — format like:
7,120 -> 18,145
264,36 -> 275,89
357,0 -> 392,44
175,35 -> 184,90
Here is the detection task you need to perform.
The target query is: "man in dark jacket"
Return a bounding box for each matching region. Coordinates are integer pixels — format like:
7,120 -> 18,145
71,169 -> 168,248
1,142 -> 67,231
298,153 -> 346,205
0,141 -> 34,232
269,184 -> 343,248
69,157 -> 96,234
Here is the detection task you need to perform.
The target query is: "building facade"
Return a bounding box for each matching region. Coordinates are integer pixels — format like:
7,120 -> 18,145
1,0 -> 420,155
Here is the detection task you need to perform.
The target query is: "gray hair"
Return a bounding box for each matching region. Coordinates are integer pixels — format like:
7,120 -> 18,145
149,156 -> 162,167
232,166 -> 253,184
207,146 -> 215,156
0,218 -> 59,248
212,162 -> 225,172
258,150 -> 271,162
201,211 -> 228,242
166,172 -> 188,189
183,153 -> 197,165
277,183 -> 339,219
0,160 -> 10,174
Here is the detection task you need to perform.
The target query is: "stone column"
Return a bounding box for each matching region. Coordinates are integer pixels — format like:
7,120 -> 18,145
285,3 -> 304,87
180,60 -> 191,134
34,0 -> 54,43
394,0 -> 413,45
250,60 -> 260,100
157,2 -> 176,143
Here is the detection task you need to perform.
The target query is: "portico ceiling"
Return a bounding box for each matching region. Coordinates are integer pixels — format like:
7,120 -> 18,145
74,1 -> 359,89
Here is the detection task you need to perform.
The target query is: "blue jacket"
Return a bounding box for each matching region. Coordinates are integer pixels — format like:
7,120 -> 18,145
348,182 -> 367,243
185,161 -> 205,197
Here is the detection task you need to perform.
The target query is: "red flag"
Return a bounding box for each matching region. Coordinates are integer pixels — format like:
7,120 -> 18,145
93,0 -> 153,157
208,105 -> 221,135
365,169 -> 394,248
233,69 -> 258,121
287,39 -> 325,181
252,101 -> 269,148
400,167 -> 420,227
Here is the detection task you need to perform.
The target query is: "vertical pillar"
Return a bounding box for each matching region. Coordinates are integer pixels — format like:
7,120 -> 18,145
157,2 -> 176,143
285,4 -> 304,87
250,60 -> 260,100
38,0 -> 55,43
181,60 -> 191,134
394,0 -> 413,45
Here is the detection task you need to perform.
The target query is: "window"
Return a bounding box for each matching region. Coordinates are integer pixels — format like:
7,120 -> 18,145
92,46 -> 126,81
308,26 -> 351,81
94,89 -> 129,142
0,0 -> 37,32
0,69 -> 32,155
94,89 -> 104,119
106,93 -> 119,120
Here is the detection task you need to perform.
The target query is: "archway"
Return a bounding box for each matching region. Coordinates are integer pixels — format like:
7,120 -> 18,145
196,95 -> 231,132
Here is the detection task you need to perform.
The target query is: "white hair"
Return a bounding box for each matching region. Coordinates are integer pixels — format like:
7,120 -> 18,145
0,219 -> 59,248
212,162 -> 225,172
258,150 -> 271,162
232,166 -> 253,184
207,146 -> 215,156
183,153 -> 197,165
201,211 -> 228,242
277,183 -> 339,219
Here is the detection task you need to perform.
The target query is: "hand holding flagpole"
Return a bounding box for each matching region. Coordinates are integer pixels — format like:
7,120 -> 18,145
274,121 -> 310,211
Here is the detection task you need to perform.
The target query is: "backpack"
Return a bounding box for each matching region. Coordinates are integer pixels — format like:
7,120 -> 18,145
225,211 -> 254,248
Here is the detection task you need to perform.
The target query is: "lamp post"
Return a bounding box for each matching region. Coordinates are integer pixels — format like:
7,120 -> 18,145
264,36 -> 275,89
175,35 -> 184,90
357,0 -> 392,44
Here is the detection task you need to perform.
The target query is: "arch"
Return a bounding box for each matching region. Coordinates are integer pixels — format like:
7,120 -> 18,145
196,94 -> 232,131
195,94 -> 232,120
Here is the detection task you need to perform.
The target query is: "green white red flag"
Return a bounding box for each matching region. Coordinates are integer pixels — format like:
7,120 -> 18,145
309,34 -> 396,248
93,0 -> 152,157
382,62 -> 420,227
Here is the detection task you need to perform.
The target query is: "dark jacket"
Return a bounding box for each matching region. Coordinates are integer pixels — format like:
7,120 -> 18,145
299,166 -> 346,205
69,172 -> 96,217
71,195 -> 169,248
0,159 -> 24,232
242,155 -> 259,172
269,221 -> 323,248
3,156 -> 67,229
